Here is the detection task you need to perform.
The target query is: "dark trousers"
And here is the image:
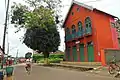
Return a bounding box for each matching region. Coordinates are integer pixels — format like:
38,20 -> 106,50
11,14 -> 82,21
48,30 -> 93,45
0,75 -> 3,80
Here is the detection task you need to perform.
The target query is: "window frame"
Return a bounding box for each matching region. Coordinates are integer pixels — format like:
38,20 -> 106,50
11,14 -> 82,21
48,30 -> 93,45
85,17 -> 92,28
78,21 -> 83,31
71,12 -> 74,15
72,25 -> 76,34
77,7 -> 80,12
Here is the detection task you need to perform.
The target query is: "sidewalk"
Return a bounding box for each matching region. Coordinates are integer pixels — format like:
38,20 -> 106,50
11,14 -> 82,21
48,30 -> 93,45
38,63 -> 114,77
87,66 -> 111,77
38,63 -> 97,71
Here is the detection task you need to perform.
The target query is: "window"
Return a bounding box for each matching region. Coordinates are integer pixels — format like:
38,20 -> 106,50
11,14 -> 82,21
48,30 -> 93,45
111,22 -> 115,28
72,12 -> 74,15
77,7 -> 80,12
78,21 -> 82,31
85,17 -> 92,28
66,28 -> 70,34
72,25 -> 76,34
85,17 -> 92,34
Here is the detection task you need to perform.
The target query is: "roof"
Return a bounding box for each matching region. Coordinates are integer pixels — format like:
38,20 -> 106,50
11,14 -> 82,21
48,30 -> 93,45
62,0 -> 118,27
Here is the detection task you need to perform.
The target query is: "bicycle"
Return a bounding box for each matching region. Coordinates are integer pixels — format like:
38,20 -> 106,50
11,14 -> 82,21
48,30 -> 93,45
108,55 -> 120,77
25,64 -> 31,75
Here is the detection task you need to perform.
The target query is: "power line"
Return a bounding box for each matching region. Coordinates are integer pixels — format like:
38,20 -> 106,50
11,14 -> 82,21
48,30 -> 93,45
63,0 -> 102,7
83,0 -> 102,3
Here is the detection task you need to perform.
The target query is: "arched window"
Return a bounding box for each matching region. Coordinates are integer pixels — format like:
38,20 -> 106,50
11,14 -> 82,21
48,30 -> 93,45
85,17 -> 92,34
78,21 -> 82,31
72,25 -> 76,34
85,17 -> 92,28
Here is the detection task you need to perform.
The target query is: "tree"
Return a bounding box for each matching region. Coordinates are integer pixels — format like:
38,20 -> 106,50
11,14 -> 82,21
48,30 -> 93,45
23,26 -> 60,64
11,1 -> 62,64
11,0 -> 63,30
25,0 -> 63,24
25,52 -> 32,59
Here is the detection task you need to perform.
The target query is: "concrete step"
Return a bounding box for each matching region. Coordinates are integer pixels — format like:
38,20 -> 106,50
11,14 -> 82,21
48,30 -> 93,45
60,61 -> 102,66
38,63 -> 94,71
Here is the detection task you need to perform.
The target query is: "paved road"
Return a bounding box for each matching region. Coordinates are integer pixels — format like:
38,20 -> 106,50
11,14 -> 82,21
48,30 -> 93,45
13,65 -> 119,80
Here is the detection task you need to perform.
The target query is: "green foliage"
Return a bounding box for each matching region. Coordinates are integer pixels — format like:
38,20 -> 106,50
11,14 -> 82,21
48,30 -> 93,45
23,27 -> 60,53
39,58 -> 63,63
11,4 -> 55,29
33,53 -> 64,63
33,54 -> 43,61
25,7 -> 55,29
25,52 -> 32,59
11,0 -> 63,30
11,3 -> 28,29
49,54 -> 64,58
11,0 -> 62,60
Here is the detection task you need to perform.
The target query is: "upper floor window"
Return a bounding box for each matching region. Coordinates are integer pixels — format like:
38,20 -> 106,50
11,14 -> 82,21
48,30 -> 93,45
72,12 -> 74,15
78,21 -> 82,31
72,25 -> 76,34
85,17 -> 92,28
111,22 -> 116,28
66,28 -> 70,34
77,7 -> 80,12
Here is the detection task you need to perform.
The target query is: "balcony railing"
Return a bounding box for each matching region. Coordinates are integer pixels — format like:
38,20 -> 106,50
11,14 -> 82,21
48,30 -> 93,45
85,27 -> 92,35
65,30 -> 84,41
72,33 -> 76,39
65,34 -> 72,41
76,30 -> 83,38
65,28 -> 92,41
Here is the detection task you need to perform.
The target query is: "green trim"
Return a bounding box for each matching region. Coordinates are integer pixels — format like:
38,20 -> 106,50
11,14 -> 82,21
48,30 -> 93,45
87,44 -> 94,62
80,44 -> 85,62
72,46 -> 77,61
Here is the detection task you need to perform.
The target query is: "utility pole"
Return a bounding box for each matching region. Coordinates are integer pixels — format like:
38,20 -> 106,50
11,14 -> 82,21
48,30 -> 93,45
1,0 -> 10,69
16,49 -> 18,58
2,0 -> 10,54
16,49 -> 18,64
7,42 -> 9,55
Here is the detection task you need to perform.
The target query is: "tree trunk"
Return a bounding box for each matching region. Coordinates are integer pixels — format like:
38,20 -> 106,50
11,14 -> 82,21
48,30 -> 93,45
43,52 -> 50,64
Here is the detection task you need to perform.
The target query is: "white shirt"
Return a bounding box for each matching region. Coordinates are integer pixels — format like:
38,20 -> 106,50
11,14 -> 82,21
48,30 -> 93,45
26,59 -> 31,64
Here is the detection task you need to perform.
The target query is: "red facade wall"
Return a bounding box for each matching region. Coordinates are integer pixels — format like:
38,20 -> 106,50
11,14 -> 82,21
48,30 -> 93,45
111,28 -> 119,49
92,10 -> 117,61
64,3 -> 118,62
65,4 -> 99,62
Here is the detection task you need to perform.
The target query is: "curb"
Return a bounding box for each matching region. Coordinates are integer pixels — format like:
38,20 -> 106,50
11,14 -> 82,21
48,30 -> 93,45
38,63 -> 94,71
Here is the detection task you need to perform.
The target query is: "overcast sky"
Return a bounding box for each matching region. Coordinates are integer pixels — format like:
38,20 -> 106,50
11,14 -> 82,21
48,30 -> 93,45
0,0 -> 120,57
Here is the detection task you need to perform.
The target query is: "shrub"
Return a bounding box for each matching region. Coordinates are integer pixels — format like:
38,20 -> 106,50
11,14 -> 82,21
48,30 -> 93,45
33,53 -> 64,63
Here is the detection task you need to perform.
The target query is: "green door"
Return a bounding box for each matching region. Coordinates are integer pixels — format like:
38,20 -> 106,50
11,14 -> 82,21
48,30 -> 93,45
67,48 -> 71,61
79,44 -> 85,62
65,48 -> 71,61
87,43 -> 94,62
72,46 -> 77,61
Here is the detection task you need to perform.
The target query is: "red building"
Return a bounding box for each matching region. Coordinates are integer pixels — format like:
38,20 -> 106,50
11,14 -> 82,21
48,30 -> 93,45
63,1 -> 119,63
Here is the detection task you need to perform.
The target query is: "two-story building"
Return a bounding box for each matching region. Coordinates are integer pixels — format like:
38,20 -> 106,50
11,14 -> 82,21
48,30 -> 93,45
63,0 -> 119,63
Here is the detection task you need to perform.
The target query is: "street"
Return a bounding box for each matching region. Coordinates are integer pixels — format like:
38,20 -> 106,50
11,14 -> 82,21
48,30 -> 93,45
13,64 -> 119,80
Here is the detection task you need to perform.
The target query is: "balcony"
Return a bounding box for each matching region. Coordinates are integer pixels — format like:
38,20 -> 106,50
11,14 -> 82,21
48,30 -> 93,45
76,30 -> 84,38
65,31 -> 84,42
65,34 -> 72,41
85,27 -> 92,36
72,33 -> 76,39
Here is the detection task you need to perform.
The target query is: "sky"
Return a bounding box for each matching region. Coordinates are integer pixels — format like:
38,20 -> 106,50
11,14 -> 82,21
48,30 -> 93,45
0,0 -> 120,57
